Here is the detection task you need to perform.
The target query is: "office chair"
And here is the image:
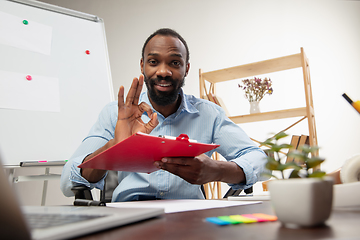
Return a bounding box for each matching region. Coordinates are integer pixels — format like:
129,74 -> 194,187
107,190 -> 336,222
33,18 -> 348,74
72,170 -> 118,203
71,170 -> 251,203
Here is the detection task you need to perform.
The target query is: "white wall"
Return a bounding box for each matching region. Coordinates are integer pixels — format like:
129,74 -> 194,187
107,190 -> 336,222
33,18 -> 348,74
21,0 -> 359,202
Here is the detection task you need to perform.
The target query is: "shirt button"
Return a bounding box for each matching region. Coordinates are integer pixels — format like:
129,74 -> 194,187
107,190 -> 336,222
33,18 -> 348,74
159,192 -> 164,196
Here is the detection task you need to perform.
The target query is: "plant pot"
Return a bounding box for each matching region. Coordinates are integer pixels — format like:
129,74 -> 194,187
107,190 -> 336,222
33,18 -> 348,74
249,101 -> 260,114
268,177 -> 333,227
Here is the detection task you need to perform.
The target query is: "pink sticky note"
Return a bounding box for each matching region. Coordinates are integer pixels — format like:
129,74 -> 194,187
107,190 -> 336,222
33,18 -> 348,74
246,213 -> 278,222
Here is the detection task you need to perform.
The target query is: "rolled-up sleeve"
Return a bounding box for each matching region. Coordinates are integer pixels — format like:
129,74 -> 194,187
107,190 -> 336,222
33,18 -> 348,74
229,150 -> 269,190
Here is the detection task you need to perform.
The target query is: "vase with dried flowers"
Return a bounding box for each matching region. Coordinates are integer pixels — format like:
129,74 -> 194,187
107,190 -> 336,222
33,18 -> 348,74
238,77 -> 273,113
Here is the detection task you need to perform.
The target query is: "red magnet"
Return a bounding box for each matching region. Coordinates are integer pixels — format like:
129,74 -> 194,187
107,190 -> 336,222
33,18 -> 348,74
26,75 -> 32,81
85,50 -> 90,55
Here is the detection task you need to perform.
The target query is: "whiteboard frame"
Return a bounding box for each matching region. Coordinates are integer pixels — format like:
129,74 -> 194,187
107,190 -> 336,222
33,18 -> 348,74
1,0 -> 114,167
9,0 -> 101,22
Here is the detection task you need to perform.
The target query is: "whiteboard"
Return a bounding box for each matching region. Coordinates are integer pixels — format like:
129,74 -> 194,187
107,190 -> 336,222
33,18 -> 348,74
0,0 -> 114,166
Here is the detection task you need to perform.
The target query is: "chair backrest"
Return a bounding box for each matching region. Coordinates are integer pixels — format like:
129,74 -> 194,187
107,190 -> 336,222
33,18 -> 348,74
101,170 -> 118,202
71,171 -> 118,203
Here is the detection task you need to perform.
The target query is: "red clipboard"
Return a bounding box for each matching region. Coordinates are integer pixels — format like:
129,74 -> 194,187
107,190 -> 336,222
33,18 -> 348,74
78,132 -> 219,173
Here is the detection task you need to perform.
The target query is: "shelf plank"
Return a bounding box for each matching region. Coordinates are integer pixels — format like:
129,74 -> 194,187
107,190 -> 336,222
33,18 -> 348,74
229,107 -> 307,124
202,53 -> 302,83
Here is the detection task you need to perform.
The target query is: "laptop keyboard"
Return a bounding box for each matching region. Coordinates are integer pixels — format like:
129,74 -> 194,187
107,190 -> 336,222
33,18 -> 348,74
25,213 -> 106,229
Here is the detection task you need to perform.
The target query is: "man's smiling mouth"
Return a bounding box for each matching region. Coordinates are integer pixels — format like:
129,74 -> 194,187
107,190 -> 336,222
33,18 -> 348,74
156,83 -> 172,87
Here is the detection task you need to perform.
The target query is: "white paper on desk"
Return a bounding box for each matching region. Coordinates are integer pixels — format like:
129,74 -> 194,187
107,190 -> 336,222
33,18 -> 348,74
0,11 -> 52,55
228,192 -> 271,201
0,70 -> 60,112
107,199 -> 261,214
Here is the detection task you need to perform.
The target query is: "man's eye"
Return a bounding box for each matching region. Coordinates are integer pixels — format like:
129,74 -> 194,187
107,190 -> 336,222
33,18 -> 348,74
148,60 -> 157,65
172,61 -> 181,66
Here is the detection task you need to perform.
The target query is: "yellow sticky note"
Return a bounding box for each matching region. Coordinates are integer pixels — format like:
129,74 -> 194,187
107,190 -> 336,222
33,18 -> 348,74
229,215 -> 257,223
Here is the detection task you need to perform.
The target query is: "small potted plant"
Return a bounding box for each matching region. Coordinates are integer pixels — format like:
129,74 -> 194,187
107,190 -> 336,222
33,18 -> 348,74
262,132 -> 333,228
238,77 -> 273,114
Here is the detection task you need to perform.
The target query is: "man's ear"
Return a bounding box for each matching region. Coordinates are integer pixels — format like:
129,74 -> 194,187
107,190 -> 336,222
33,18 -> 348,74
140,58 -> 144,74
185,62 -> 190,77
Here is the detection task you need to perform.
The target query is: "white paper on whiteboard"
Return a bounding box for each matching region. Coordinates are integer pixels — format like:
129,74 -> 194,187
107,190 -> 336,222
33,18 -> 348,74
0,70 -> 60,112
0,11 -> 52,55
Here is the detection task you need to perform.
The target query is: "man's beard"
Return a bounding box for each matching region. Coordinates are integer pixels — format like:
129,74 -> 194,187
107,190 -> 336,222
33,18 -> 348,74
144,75 -> 185,106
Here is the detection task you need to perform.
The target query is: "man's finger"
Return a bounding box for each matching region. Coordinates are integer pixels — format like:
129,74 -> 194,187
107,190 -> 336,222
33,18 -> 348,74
133,74 -> 144,106
138,102 -> 153,115
117,86 -> 125,110
144,112 -> 158,133
159,161 -> 183,176
162,157 -> 192,166
125,77 -> 139,107
156,162 -> 198,184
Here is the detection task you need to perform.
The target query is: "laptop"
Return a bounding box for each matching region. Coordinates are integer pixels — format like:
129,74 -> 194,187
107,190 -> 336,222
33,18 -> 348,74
0,157 -> 164,240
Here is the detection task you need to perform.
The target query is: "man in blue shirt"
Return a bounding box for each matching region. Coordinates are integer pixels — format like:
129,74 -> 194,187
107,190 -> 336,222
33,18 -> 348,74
60,28 -> 267,201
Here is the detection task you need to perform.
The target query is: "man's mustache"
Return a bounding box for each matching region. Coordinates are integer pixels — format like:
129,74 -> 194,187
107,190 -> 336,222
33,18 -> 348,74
149,76 -> 175,85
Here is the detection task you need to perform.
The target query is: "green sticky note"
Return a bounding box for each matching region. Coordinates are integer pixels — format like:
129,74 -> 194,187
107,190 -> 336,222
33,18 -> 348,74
229,215 -> 257,223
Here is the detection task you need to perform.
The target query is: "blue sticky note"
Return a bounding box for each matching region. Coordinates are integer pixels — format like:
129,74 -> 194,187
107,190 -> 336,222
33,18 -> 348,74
206,217 -> 231,226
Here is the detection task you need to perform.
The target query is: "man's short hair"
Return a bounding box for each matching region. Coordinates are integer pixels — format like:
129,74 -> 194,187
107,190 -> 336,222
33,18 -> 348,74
142,28 -> 190,63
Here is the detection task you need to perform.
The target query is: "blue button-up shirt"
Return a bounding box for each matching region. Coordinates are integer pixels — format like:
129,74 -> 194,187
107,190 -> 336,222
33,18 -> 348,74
60,89 -> 267,201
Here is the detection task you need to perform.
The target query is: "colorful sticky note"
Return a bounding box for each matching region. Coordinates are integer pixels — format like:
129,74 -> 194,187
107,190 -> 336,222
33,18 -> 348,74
206,213 -> 277,226
229,215 -> 257,223
242,214 -> 267,222
206,217 -> 231,226
251,213 -> 278,221
218,216 -> 242,224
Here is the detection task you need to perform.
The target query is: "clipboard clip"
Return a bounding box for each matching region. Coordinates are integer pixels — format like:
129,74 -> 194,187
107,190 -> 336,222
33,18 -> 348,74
158,134 -> 197,143
176,134 -> 190,142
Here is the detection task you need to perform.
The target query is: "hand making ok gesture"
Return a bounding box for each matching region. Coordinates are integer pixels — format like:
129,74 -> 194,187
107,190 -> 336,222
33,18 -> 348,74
81,75 -> 159,183
114,74 -> 159,144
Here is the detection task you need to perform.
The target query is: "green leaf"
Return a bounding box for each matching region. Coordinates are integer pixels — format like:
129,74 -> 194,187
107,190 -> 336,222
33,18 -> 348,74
298,144 -> 320,154
308,171 -> 326,178
274,132 -> 288,140
289,169 -> 301,178
278,144 -> 293,149
270,144 -> 286,152
265,160 -> 279,171
277,162 -> 302,171
306,157 -> 325,169
287,150 -> 306,162
263,139 -> 275,146
264,156 -> 276,162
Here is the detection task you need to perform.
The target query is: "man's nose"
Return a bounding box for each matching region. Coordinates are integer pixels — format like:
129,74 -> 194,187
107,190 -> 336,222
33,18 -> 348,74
156,63 -> 172,78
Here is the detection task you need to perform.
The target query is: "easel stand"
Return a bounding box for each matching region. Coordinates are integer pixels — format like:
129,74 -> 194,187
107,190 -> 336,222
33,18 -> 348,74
5,161 -> 66,206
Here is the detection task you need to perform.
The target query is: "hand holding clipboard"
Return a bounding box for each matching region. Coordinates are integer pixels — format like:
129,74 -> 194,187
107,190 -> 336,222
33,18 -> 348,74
78,132 -> 219,173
